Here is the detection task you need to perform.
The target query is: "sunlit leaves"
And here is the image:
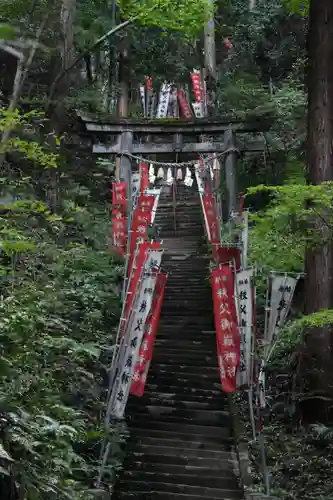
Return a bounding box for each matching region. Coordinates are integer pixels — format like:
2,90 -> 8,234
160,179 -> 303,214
247,181 -> 333,274
285,0 -> 308,16
118,0 -> 212,38
0,109 -> 58,168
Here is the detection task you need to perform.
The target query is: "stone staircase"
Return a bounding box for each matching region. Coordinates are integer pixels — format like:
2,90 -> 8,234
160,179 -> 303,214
113,179 -> 244,500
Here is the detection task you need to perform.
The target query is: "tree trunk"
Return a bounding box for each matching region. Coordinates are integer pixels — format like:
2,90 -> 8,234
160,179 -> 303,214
302,0 -> 333,421
115,35 -> 130,181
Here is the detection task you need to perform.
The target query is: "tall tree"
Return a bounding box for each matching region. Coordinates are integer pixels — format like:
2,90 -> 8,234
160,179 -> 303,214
303,0 -> 333,417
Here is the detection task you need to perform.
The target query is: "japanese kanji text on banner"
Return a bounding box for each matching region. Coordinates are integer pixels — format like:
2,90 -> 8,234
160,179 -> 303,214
211,267 -> 240,393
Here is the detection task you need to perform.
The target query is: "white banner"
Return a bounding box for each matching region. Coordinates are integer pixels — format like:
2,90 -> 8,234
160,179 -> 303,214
184,167 -> 193,187
111,249 -> 164,418
139,85 -> 146,117
131,172 -> 141,203
258,360 -> 266,408
146,90 -> 154,118
170,86 -> 178,117
265,275 -> 298,359
145,188 -> 161,224
194,164 -> 205,194
235,269 -> 254,387
166,167 -> 174,186
156,83 -> 171,118
192,102 -> 204,118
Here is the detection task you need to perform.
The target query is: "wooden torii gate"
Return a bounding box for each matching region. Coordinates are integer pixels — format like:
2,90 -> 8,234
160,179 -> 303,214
78,112 -> 271,215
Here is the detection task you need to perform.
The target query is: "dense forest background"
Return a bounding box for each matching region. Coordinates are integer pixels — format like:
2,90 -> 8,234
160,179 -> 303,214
1,0 -> 333,499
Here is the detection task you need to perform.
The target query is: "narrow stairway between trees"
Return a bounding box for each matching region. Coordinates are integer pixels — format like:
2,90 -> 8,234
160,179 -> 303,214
113,176 -> 244,500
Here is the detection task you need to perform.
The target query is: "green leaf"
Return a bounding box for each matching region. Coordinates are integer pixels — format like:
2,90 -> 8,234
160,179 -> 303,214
0,443 -> 14,462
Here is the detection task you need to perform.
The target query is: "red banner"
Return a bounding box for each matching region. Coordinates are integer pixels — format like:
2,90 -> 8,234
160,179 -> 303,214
146,76 -> 153,91
138,194 -> 155,217
130,271 -> 167,396
177,89 -> 192,119
112,181 -> 127,206
128,209 -> 149,276
212,246 -> 241,271
203,194 -> 220,244
122,242 -> 161,335
211,267 -> 240,392
112,207 -> 125,219
190,71 -> 204,103
111,217 -> 127,256
139,162 -> 149,193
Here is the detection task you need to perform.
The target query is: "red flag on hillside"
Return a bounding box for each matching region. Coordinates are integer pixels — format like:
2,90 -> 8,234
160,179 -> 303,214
203,194 -> 220,244
211,266 -> 240,392
139,162 -> 149,193
138,194 -> 155,217
111,217 -> 127,256
112,181 -> 127,206
177,89 -> 192,119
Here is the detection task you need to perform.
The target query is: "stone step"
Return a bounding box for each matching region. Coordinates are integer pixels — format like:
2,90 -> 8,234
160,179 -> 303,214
153,339 -> 215,350
158,318 -> 213,327
160,231 -> 204,239
132,444 -> 231,461
142,384 -> 222,399
131,436 -> 230,453
128,396 -> 225,411
128,420 -> 230,438
156,310 -> 212,318
128,408 -> 229,426
152,348 -> 216,361
151,355 -> 217,367
116,490 -> 241,500
159,223 -> 204,231
147,371 -> 220,386
127,451 -> 232,469
129,427 -> 231,445
148,364 -> 219,377
121,470 -> 237,489
143,381 -> 222,396
156,327 -> 214,335
154,332 -> 215,341
117,481 -> 242,499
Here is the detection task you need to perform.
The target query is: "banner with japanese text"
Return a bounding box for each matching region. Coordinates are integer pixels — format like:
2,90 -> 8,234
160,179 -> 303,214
112,181 -> 127,207
139,162 -> 149,193
127,208 -> 150,276
122,242 -> 161,335
111,217 -> 127,257
235,269 -> 254,387
190,69 -> 204,118
131,172 -> 141,204
139,85 -> 146,116
213,245 -> 241,271
177,89 -> 192,119
138,194 -> 155,216
202,194 -> 220,244
169,86 -> 178,117
112,207 -> 125,220
130,271 -> 167,396
211,267 -> 240,392
110,249 -> 164,418
156,83 -> 171,118
265,274 -> 298,359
